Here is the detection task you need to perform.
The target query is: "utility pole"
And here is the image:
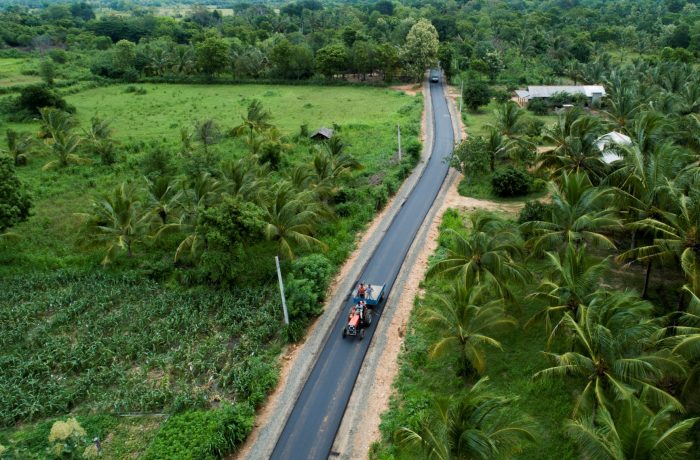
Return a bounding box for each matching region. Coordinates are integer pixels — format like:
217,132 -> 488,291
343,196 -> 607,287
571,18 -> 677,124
397,124 -> 402,161
275,256 -> 289,325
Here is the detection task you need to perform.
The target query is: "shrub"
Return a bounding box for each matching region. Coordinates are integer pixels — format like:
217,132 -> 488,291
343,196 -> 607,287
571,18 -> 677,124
142,404 -> 254,460
517,200 -> 553,224
285,275 -> 322,320
0,156 -> 32,232
493,89 -> 511,103
462,80 -> 491,112
291,254 -> 334,292
141,145 -> 176,179
526,98 -> 549,115
12,84 -> 73,118
48,49 -> 67,64
405,138 -> 422,163
491,166 -> 532,197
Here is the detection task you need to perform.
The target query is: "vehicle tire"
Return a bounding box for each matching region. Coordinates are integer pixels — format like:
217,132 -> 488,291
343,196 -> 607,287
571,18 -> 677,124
342,328 -> 347,338
366,311 -> 372,326
360,329 -> 365,340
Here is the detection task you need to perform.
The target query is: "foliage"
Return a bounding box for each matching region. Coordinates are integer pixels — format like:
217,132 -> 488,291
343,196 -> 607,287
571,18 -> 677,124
47,418 -> 87,459
13,84 -> 73,119
517,200 -> 552,225
396,377 -> 536,459
0,155 -> 32,233
491,166 -> 532,197
0,271 -> 283,427
451,136 -> 490,179
462,80 -> 491,112
400,19 -> 439,82
142,404 -> 254,460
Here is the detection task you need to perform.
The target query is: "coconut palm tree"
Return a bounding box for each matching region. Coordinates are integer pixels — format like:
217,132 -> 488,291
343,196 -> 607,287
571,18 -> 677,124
610,143 -> 686,297
39,108 -> 88,170
428,212 -> 528,301
620,179 -> 700,298
195,119 -> 220,155
155,173 -> 223,261
263,182 -> 328,259
423,282 -> 515,376
484,128 -> 511,172
220,158 -> 267,203
534,290 -> 685,416
538,108 -> 606,180
3,129 -> 34,166
231,99 -> 273,145
601,85 -> 641,134
526,243 -> 609,333
491,101 -> 527,139
398,377 -> 537,460
144,176 -> 182,225
566,401 -> 697,459
78,182 -> 148,265
662,288 -> 700,399
524,171 -> 619,254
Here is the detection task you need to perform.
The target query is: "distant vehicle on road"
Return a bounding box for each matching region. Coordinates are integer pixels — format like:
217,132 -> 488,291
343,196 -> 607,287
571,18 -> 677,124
430,74 -> 440,83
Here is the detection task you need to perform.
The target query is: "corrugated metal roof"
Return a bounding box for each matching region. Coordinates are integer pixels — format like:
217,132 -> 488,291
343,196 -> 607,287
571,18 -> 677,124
516,85 -> 607,99
310,127 -> 333,139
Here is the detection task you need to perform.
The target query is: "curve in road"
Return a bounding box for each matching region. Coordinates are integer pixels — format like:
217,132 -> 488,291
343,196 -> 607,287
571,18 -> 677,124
271,76 -> 454,460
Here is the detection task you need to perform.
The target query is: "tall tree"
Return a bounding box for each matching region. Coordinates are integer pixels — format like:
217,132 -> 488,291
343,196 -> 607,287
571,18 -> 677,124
400,19 -> 439,82
196,35 -> 229,78
263,182 -> 327,259
534,290 -> 685,416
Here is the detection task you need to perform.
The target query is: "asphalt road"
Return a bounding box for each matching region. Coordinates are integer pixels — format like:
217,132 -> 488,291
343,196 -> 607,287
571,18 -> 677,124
270,76 -> 454,460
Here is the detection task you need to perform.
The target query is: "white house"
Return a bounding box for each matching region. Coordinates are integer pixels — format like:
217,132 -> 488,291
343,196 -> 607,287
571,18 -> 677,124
515,85 -> 607,106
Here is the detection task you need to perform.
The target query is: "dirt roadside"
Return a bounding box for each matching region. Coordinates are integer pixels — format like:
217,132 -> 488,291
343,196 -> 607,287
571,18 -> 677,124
234,81 -> 433,460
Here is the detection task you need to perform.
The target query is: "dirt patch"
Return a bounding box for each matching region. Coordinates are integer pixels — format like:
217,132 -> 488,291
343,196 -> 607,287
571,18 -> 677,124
390,84 -> 422,97
446,85 -> 467,140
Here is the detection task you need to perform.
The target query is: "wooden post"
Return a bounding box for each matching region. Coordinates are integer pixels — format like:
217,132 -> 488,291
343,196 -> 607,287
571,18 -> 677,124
275,256 -> 289,325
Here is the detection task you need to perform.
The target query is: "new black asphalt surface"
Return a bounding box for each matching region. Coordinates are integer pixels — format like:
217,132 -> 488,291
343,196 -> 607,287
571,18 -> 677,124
270,77 -> 454,460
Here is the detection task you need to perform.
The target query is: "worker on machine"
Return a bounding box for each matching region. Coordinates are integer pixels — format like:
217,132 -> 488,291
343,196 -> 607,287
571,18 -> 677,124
358,283 -> 367,299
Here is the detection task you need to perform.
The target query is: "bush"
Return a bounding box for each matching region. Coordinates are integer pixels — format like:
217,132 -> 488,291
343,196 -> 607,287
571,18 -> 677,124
48,49 -> 67,64
405,138 -> 422,163
285,275 -> 322,320
291,254 -> 334,292
526,98 -> 549,115
141,145 -> 176,179
12,84 -> 73,119
491,166 -> 532,197
142,404 -> 254,460
462,80 -> 491,112
0,156 -> 32,232
517,200 -> 553,224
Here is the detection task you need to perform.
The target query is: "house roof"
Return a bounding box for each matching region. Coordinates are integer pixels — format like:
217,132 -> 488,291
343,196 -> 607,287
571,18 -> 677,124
595,131 -> 631,164
515,85 -> 607,99
310,127 -> 333,139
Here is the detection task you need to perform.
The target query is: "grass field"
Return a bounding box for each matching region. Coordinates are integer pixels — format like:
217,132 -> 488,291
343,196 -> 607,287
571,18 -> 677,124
0,57 -> 40,87
2,83 -> 420,273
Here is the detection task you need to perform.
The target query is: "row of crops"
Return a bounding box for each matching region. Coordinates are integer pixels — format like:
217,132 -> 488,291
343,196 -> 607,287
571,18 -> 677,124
0,270 -> 283,428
